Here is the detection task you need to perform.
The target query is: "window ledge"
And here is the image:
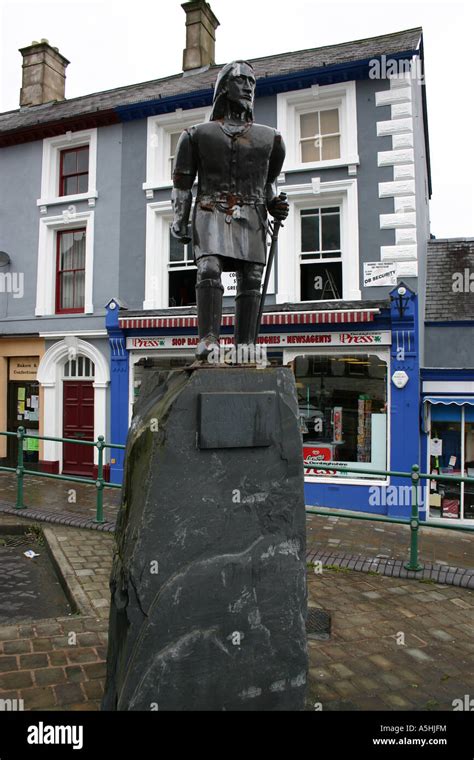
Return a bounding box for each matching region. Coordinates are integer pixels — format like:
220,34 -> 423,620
37,191 -> 98,212
284,156 -> 360,174
143,179 -> 198,198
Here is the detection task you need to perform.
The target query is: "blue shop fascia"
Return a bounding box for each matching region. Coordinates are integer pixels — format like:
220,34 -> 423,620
105,284 -> 421,518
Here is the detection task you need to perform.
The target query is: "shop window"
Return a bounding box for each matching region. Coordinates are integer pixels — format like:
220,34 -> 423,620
294,353 -> 388,479
429,405 -> 474,521
300,208 -> 342,301
56,228 -> 86,313
59,146 -> 89,196
168,225 -> 196,307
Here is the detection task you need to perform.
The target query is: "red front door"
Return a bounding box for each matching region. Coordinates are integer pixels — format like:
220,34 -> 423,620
63,381 -> 94,476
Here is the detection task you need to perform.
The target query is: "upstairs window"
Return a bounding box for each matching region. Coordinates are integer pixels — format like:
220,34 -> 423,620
300,207 -> 342,301
59,146 -> 89,196
299,109 -> 340,163
56,228 -> 86,313
168,225 -> 196,307
169,132 -> 181,179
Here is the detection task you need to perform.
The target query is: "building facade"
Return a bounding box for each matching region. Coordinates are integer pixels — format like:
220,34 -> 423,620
0,5 -> 431,516
421,239 -> 474,525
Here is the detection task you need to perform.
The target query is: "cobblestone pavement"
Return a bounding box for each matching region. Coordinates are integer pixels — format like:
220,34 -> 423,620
0,513 -> 472,711
307,568 -> 474,711
0,516 -> 112,710
0,472 -> 121,524
306,513 -> 473,569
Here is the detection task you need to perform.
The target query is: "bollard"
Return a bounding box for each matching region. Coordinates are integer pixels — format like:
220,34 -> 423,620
405,464 -> 423,571
16,426 -> 25,509
95,435 -> 105,524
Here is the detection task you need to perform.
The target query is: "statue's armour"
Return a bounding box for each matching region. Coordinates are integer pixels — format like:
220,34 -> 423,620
173,120 -> 285,266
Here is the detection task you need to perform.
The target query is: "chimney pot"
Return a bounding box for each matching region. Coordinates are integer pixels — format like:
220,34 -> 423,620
19,40 -> 69,107
181,1 -> 220,72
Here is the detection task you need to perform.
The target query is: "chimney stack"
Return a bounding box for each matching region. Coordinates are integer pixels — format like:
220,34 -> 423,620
19,39 -> 69,107
181,1 -> 220,72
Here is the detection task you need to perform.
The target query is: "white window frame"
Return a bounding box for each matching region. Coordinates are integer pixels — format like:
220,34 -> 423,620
144,200 -> 173,309
36,211 -> 95,316
277,81 -> 359,172
276,179 -> 361,304
143,107 -> 211,195
37,128 -> 98,212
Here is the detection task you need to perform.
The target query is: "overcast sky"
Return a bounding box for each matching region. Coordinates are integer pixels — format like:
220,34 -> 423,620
0,0 -> 473,238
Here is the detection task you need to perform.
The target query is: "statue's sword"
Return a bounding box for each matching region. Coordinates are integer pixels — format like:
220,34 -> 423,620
254,192 -> 287,344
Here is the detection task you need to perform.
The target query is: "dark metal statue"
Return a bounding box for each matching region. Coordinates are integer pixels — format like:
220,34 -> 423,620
171,60 -> 289,361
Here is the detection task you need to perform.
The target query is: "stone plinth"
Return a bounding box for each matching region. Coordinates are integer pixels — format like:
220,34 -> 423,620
102,366 -> 307,711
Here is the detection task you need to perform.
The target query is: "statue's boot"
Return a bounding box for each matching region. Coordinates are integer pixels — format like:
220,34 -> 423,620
195,279 -> 224,361
234,289 -> 261,360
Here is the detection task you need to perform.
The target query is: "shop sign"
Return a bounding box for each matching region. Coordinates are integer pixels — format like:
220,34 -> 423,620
303,446 -> 350,477
9,357 -> 39,381
127,331 -> 391,350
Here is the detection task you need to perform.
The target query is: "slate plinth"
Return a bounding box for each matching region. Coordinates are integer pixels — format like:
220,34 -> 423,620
102,366 -> 307,711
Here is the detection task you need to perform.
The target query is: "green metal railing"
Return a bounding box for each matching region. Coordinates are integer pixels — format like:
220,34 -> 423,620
0,427 -> 125,524
0,427 -> 472,567
305,462 -> 474,571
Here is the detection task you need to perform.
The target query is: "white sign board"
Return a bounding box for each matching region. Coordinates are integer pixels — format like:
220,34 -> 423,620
127,331 -> 392,351
363,262 -> 397,287
221,272 -> 237,297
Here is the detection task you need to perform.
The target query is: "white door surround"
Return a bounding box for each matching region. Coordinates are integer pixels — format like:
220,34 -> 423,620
37,338 -> 109,468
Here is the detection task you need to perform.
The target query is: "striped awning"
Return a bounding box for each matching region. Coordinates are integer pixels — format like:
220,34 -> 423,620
119,309 -> 378,330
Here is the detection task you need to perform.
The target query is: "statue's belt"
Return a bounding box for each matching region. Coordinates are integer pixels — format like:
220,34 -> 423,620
197,194 -> 265,211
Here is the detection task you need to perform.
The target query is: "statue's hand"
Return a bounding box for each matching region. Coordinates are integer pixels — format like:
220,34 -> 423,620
170,222 -> 191,245
267,195 -> 289,222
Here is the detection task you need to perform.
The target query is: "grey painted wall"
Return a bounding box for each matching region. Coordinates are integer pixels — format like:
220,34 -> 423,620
0,139 -> 42,321
118,119 -> 147,310
425,324 -> 474,368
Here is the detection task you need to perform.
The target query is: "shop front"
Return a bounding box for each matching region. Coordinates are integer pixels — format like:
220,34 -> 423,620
422,377 -> 474,524
0,338 -> 45,469
106,287 -> 420,518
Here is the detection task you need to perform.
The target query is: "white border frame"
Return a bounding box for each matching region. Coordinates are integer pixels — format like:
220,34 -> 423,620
142,107 -> 211,194
36,211 -> 95,316
276,179 -> 361,303
37,128 -> 98,211
37,338 -> 110,469
277,81 -> 359,172
283,346 -> 391,486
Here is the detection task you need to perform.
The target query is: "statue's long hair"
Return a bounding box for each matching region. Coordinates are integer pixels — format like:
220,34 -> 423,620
210,60 -> 255,121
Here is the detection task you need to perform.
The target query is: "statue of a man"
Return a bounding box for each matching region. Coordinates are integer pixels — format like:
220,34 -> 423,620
171,60 -> 289,361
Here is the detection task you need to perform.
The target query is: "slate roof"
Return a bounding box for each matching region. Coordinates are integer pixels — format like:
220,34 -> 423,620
0,27 -> 422,134
425,239 -> 474,322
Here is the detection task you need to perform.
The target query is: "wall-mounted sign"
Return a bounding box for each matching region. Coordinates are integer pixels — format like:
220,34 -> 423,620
127,331 -> 392,351
364,262 -> 397,287
392,370 -> 409,389
9,357 -> 39,381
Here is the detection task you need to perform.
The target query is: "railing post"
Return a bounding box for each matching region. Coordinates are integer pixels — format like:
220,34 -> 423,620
405,464 -> 423,571
16,426 -> 25,509
95,435 -> 105,524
